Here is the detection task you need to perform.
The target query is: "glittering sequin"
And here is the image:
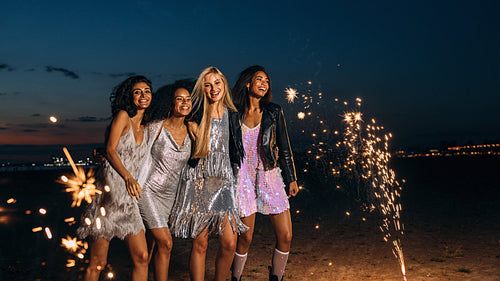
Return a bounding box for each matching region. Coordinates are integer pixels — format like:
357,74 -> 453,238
138,126 -> 191,229
235,123 -> 289,217
169,109 -> 248,238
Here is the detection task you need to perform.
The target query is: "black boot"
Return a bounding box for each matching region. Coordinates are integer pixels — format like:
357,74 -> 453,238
231,277 -> 241,281
269,270 -> 283,281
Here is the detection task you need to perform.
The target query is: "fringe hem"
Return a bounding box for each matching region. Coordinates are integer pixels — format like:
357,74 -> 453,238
170,210 -> 249,239
76,224 -> 145,241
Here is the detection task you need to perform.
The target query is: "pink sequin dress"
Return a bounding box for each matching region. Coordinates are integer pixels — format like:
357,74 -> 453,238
236,123 -> 289,217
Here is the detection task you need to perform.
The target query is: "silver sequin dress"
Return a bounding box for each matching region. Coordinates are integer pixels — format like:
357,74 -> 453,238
77,121 -> 148,241
169,109 -> 248,238
137,125 -> 191,229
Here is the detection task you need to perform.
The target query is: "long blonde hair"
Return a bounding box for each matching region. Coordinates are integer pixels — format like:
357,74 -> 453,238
191,66 -> 237,159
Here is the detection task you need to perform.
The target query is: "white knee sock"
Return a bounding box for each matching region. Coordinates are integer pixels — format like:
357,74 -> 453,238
231,252 -> 248,279
271,248 -> 289,279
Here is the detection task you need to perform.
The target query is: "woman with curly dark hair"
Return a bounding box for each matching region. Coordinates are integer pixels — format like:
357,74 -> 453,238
77,75 -> 152,281
136,80 -> 194,281
230,66 -> 298,281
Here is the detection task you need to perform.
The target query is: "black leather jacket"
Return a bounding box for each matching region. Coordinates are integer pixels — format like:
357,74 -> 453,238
229,102 -> 297,185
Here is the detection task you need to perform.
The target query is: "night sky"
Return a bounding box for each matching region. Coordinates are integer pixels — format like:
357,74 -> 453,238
1,0 -> 499,163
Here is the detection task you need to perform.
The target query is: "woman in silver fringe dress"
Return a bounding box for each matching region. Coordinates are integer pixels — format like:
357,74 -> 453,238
136,81 -> 193,281
77,76 -> 152,281
169,66 -> 247,281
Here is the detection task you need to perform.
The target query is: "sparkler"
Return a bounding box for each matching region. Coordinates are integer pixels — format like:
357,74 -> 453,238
59,147 -> 101,207
285,88 -> 298,103
61,235 -> 84,253
285,82 -> 407,280
340,100 -> 407,280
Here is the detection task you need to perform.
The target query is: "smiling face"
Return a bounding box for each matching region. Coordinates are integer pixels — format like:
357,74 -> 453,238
203,72 -> 225,104
247,71 -> 269,98
132,82 -> 152,110
171,88 -> 192,117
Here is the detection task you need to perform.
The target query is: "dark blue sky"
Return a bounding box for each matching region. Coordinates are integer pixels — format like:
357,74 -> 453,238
1,0 -> 499,162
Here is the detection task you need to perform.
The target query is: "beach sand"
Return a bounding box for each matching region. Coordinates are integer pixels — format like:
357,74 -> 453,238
1,157 -> 499,280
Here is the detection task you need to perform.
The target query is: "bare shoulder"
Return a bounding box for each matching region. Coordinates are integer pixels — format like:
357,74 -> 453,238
111,110 -> 130,134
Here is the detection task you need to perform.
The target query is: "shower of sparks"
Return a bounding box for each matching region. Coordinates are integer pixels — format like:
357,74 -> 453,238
287,81 -> 407,280
49,116 -> 58,123
341,104 -> 407,279
59,147 -> 101,207
285,88 -> 298,103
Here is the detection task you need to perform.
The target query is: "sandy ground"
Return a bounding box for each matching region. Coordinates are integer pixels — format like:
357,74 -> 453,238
160,210 -> 500,281
3,158 -> 499,280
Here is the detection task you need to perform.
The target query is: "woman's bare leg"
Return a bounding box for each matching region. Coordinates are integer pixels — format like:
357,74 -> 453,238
269,210 -> 293,279
150,227 -> 173,281
190,229 -> 209,281
232,214 -> 256,279
269,210 -> 292,252
84,238 -> 110,281
214,215 -> 237,281
125,230 -> 149,281
236,214 -> 256,254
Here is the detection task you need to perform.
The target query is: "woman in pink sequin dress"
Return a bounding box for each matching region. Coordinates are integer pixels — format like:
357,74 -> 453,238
229,66 -> 298,281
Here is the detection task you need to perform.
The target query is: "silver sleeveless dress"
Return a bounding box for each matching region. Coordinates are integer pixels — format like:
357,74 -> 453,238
169,109 -> 248,238
77,121 -> 148,241
138,126 -> 191,229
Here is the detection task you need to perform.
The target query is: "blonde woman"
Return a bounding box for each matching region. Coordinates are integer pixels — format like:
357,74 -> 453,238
169,66 -> 247,281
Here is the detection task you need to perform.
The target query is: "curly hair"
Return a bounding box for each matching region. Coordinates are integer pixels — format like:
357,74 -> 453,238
109,75 -> 153,118
146,78 -> 196,122
231,65 -> 272,110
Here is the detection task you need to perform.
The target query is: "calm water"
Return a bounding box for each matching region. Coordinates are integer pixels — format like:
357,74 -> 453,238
1,157 -> 499,280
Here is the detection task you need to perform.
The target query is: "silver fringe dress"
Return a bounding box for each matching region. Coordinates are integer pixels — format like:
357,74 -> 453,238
77,121 -> 147,241
169,109 -> 248,238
